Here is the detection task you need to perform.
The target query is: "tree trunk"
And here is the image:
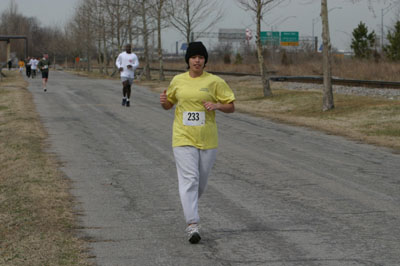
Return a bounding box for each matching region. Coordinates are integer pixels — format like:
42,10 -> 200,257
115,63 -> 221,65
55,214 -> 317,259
128,0 -> 133,45
321,0 -> 334,111
101,15 -> 108,75
98,40 -> 103,74
142,0 -> 151,80
256,0 -> 272,97
111,14 -> 116,75
116,0 -> 121,52
157,0 -> 165,81
185,0 -> 191,44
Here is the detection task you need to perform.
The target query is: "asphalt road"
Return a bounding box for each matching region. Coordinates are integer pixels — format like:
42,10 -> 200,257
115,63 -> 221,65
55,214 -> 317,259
28,71 -> 400,266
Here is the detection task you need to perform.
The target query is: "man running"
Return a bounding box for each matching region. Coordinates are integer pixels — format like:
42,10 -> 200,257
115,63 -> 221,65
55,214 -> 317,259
7,59 -> 12,70
115,44 -> 139,107
25,57 -> 31,78
30,57 -> 38,78
38,54 -> 50,92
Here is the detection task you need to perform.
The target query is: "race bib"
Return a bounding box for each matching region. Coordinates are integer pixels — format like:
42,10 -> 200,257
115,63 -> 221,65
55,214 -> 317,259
183,111 -> 205,126
43,65 -> 48,69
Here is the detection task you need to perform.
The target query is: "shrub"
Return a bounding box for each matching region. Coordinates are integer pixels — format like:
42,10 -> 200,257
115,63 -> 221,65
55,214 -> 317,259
234,53 -> 243,64
384,21 -> 400,61
351,21 -> 376,59
223,53 -> 231,64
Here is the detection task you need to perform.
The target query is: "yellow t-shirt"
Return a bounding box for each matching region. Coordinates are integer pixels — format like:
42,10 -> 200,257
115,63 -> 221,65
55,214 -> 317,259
167,71 -> 235,149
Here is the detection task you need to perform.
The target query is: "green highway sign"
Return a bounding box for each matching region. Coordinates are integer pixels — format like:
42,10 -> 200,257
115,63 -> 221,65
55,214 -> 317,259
260,31 -> 280,46
280,32 -> 299,46
260,31 -> 299,46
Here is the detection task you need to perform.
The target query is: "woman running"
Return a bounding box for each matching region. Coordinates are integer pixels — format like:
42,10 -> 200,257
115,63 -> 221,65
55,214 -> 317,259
160,41 -> 235,244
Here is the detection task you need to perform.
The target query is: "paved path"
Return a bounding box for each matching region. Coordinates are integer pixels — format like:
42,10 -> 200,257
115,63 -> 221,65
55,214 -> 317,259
28,71 -> 400,266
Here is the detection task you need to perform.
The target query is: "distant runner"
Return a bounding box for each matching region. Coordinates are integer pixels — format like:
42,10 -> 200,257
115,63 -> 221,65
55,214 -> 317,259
38,54 -> 50,92
160,42 -> 235,244
30,57 -> 38,78
115,44 -> 139,107
18,60 -> 24,73
25,57 -> 31,78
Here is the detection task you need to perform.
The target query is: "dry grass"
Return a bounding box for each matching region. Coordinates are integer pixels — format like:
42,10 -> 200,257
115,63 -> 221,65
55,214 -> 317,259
0,71 -> 91,266
155,55 -> 400,81
331,58 -> 400,81
233,88 -> 400,151
74,54 -> 400,81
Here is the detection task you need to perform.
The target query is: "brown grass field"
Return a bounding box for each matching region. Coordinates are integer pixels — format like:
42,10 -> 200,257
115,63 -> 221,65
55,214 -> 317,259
148,54 -> 400,82
0,72 -> 91,265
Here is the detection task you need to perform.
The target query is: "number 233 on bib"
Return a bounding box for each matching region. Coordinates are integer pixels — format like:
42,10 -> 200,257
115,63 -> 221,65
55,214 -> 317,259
183,111 -> 205,126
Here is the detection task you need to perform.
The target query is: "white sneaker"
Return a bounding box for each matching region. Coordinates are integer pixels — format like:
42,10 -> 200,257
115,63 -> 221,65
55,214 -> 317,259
186,224 -> 201,244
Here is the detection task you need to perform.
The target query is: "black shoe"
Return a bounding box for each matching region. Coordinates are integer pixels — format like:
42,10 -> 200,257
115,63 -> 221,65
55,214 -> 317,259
186,224 -> 201,244
44,87 -> 47,92
189,232 -> 201,244
126,101 -> 130,107
122,98 -> 126,106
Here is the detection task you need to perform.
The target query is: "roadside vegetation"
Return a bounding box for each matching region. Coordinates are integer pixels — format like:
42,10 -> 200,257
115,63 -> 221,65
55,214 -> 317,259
0,72 -> 91,266
151,54 -> 400,82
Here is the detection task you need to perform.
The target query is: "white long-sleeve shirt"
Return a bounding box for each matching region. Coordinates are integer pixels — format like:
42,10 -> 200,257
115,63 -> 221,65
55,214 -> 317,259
115,51 -> 139,79
30,59 -> 38,70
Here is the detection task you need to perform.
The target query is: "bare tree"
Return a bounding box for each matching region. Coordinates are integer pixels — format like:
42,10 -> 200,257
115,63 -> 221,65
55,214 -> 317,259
237,0 -> 285,97
65,18 -> 85,69
166,0 -> 224,44
125,0 -> 134,45
104,0 -> 128,52
89,0 -> 119,74
0,1 -> 31,58
133,0 -> 153,80
0,0 -> 73,62
70,0 -> 97,71
102,0 -> 132,75
66,0 -> 141,75
89,0 -> 105,73
149,0 -> 169,81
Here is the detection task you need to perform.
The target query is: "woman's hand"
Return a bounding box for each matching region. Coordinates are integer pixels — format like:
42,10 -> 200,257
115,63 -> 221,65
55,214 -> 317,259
203,101 -> 218,111
160,90 -> 173,110
203,101 -> 235,113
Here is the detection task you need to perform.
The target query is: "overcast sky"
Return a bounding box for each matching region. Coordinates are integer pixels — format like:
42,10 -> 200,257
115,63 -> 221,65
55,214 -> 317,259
1,0 -> 399,52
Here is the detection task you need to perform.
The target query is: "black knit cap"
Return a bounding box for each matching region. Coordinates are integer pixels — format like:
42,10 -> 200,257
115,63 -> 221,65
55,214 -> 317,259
185,41 -> 208,65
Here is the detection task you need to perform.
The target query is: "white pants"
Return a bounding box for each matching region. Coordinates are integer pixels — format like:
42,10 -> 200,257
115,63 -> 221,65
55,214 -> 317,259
173,146 -> 217,224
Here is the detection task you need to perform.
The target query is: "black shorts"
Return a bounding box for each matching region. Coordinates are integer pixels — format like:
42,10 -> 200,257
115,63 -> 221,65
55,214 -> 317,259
42,71 -> 49,79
